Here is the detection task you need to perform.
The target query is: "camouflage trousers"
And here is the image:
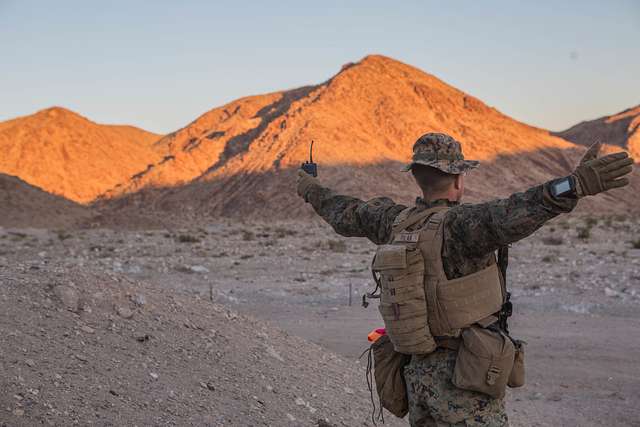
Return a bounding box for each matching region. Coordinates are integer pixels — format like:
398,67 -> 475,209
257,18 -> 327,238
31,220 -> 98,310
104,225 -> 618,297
403,348 -> 508,426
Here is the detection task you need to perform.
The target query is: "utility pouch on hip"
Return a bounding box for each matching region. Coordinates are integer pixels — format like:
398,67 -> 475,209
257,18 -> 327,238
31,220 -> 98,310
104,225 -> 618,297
452,325 -> 515,399
507,340 -> 526,388
371,335 -> 411,418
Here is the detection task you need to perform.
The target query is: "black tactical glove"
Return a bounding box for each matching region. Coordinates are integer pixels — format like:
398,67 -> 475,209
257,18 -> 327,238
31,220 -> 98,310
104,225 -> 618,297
572,143 -> 634,197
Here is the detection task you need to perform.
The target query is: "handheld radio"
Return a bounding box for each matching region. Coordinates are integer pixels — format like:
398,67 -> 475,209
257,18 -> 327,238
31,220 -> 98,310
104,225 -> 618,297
301,140 -> 318,177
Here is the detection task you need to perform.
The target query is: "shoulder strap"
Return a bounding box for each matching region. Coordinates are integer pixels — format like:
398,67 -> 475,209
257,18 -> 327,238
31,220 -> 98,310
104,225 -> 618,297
392,206 -> 450,236
418,209 -> 449,280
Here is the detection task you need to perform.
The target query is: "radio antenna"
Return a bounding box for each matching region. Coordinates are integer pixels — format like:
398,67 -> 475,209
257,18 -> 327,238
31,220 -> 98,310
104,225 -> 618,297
309,140 -> 314,163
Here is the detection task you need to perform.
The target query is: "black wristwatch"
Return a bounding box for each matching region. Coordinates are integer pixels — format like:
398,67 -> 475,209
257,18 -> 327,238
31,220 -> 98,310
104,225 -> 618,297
549,175 -> 577,199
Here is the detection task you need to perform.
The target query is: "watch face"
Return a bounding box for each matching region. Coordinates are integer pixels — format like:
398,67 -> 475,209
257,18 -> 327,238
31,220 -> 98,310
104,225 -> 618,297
553,179 -> 571,195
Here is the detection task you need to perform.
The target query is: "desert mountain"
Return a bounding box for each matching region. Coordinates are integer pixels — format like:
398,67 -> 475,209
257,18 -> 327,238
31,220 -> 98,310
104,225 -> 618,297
554,105 -> 640,160
99,55 -> 638,221
0,107 -> 163,203
0,173 -> 90,228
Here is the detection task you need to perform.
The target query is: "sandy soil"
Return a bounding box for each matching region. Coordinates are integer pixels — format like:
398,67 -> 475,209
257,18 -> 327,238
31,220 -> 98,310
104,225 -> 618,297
1,214 -> 639,426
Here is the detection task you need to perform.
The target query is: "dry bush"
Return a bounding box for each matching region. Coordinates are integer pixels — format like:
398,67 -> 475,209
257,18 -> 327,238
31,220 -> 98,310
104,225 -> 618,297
242,231 -> 255,241
631,239 -> 640,250
577,227 -> 591,240
327,239 -> 347,253
542,236 -> 564,246
275,227 -> 297,238
177,234 -> 199,243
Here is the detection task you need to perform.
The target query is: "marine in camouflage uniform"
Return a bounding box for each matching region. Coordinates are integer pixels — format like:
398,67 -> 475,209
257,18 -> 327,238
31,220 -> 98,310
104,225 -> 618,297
296,133 -> 634,426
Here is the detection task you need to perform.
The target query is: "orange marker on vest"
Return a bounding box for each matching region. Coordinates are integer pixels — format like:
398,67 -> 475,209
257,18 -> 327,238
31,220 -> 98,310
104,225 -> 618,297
368,328 -> 386,342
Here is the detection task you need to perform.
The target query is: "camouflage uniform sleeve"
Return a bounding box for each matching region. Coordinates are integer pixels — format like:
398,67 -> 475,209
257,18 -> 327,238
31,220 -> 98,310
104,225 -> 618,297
444,181 -> 578,260
304,182 -> 407,245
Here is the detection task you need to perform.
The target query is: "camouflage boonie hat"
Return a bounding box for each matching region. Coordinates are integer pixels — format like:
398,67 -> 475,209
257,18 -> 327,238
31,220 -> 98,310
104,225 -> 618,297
402,133 -> 479,175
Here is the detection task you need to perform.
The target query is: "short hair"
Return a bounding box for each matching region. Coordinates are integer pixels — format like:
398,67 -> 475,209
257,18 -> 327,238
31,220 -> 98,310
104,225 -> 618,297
411,164 -> 456,194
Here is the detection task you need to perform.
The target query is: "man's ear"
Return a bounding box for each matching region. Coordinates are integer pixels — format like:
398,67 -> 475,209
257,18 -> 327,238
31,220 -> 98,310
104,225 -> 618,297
454,174 -> 463,190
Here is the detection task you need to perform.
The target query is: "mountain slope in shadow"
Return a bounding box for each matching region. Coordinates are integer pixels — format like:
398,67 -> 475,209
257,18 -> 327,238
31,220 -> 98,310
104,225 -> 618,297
554,105 -> 640,160
0,173 -> 91,228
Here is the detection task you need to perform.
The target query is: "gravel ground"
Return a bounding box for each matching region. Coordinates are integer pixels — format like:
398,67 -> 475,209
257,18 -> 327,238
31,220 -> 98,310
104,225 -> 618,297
0,215 -> 639,426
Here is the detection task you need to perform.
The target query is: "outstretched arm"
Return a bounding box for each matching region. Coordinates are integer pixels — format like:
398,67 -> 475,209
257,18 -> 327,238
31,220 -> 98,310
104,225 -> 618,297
445,143 -> 635,260
297,171 -> 406,244
445,182 -> 576,260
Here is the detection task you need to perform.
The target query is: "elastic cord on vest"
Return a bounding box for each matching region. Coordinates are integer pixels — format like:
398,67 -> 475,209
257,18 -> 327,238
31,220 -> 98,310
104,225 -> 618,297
359,345 -> 385,425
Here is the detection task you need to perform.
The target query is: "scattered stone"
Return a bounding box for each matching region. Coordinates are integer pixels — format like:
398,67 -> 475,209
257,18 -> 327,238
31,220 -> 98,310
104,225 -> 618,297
190,265 -> 210,274
53,285 -> 79,312
295,397 -> 306,406
206,382 -> 215,391
131,294 -> 146,306
13,408 -> 24,416
604,287 -> 622,298
135,334 -> 150,343
343,387 -> 354,395
265,345 -> 284,362
24,358 -> 35,367
115,305 -> 134,319
286,413 -> 296,422
149,372 -> 158,380
81,325 -> 95,334
75,354 -> 88,362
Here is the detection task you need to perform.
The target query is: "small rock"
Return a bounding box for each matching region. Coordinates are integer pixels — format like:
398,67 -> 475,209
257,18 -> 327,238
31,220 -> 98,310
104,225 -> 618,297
81,326 -> 95,334
131,294 -> 146,306
53,285 -> 79,312
135,334 -> 150,343
13,408 -> 24,416
604,287 -> 622,298
286,413 -> 296,421
206,382 -> 215,391
75,354 -> 88,362
343,387 -> 354,395
149,372 -> 158,380
115,306 -> 134,319
295,397 -> 306,406
25,358 -> 35,367
190,265 -> 210,273
265,345 -> 284,362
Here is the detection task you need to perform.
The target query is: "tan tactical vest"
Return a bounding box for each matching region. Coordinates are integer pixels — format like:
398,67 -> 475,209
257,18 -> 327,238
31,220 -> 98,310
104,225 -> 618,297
371,206 -> 504,354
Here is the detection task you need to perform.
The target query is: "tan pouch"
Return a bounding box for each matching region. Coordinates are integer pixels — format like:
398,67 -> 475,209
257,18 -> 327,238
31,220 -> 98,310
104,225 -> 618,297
452,326 -> 515,399
508,340 -> 526,388
372,335 -> 411,418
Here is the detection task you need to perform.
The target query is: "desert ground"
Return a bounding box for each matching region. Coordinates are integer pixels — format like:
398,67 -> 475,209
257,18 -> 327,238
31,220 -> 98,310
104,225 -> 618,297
1,213 -> 639,426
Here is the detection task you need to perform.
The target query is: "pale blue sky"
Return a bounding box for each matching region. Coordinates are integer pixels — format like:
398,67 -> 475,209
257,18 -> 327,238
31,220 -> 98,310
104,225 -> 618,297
1,0 -> 638,134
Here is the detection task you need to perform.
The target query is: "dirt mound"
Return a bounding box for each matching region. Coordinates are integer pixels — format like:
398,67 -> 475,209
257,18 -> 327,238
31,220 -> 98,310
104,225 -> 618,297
0,259 -> 399,426
98,55 -> 639,222
554,105 -> 640,159
0,107 -> 163,203
0,173 -> 91,228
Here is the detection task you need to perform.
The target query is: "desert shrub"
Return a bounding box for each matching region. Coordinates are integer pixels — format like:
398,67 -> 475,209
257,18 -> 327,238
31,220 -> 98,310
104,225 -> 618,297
242,231 -> 255,241
275,227 -> 297,238
177,234 -> 199,243
584,217 -> 599,228
56,231 -> 72,241
541,255 -> 554,263
327,239 -> 347,253
577,227 -> 591,240
542,236 -> 564,246
631,239 -> 640,250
